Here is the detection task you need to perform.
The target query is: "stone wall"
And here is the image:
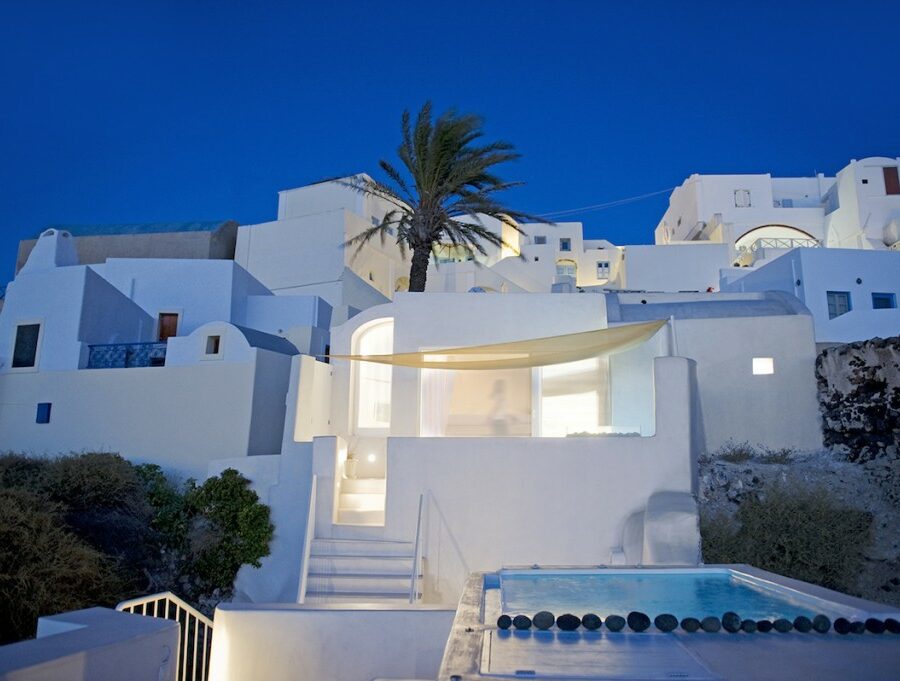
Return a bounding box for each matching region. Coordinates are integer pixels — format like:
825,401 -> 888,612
816,335 -> 900,461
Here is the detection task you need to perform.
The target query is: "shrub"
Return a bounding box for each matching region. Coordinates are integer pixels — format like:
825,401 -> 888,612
715,441 -> 756,463
701,483 -> 872,592
184,469 -> 273,592
0,489 -> 125,643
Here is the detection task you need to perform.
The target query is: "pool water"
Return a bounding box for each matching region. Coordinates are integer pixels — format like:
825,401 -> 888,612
500,570 -> 833,620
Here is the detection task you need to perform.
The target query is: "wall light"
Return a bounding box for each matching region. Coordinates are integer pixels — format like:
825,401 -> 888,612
752,357 -> 774,375
367,454 -> 377,463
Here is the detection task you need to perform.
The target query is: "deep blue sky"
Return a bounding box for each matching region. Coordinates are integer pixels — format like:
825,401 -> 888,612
2,1 -> 899,285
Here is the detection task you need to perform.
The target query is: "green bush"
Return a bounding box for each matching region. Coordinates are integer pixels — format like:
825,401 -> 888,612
701,483 -> 872,592
0,454 -> 274,642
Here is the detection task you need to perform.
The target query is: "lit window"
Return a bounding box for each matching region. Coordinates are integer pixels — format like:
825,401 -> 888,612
872,292 -> 897,309
734,189 -> 752,207
826,291 -> 851,319
205,335 -> 221,355
12,323 -> 41,368
356,320 -> 393,429
559,238 -> 571,252
752,357 -> 774,375
534,235 -> 547,245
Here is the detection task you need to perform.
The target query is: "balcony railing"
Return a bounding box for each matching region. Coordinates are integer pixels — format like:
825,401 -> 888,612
87,342 -> 167,369
749,237 -> 820,252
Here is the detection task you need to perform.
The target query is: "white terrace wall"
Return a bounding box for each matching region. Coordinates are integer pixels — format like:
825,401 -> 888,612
209,604 -> 455,681
0,348 -> 289,480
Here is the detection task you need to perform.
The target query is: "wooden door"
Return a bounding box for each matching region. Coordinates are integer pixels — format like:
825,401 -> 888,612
884,166 -> 900,195
158,313 -> 179,341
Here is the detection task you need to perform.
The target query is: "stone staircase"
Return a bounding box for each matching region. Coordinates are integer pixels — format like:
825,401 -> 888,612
304,538 -> 420,603
336,477 -> 386,526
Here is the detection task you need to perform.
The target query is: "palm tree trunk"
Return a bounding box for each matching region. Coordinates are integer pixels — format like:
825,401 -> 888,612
408,245 -> 431,292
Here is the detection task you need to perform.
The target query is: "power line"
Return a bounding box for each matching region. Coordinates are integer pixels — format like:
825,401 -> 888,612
538,187 -> 676,219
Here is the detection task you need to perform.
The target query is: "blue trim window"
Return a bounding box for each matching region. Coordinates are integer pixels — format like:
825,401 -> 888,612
36,402 -> 51,424
559,238 -> 571,252
826,291 -> 851,319
872,292 -> 897,310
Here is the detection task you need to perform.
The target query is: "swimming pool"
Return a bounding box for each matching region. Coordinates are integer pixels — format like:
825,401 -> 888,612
499,568 -> 845,620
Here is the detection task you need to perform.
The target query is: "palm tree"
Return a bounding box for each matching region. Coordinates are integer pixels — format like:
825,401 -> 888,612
346,102 -> 544,292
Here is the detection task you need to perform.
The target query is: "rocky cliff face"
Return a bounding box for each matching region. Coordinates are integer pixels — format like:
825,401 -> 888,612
699,449 -> 900,608
816,335 -> 900,461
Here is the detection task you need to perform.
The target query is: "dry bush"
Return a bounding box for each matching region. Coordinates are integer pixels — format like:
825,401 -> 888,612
701,483 -> 872,593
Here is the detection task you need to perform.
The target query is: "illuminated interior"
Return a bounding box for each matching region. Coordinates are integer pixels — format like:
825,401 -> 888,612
355,319 -> 394,429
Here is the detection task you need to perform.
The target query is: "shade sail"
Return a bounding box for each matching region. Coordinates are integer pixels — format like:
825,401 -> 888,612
328,319 -> 667,370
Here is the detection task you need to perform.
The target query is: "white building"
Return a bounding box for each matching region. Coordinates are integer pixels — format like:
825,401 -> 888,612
0,228 -> 330,478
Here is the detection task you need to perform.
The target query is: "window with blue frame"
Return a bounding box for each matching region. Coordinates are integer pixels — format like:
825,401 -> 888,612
872,292 -> 897,310
826,291 -> 851,319
36,403 -> 51,424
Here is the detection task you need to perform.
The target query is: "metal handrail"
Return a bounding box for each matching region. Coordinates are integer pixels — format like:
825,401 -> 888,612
409,493 -> 425,604
748,237 -> 820,252
297,475 -> 318,604
117,592 -> 213,681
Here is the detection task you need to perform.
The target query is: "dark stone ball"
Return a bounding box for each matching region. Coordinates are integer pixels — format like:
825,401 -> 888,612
885,618 -> 900,634
513,615 -> 532,630
741,619 -> 757,633
850,621 -> 866,634
773,618 -> 793,633
701,616 -> 721,633
834,618 -> 851,635
605,615 -> 626,632
627,611 -> 651,632
812,615 -> 831,634
581,614 -> 602,631
866,618 -> 885,634
654,614 -> 678,632
557,613 -> 581,631
793,616 -> 812,633
532,611 -> 555,630
722,612 -> 741,633
497,615 -> 512,630
680,617 -> 701,633
757,620 -> 773,633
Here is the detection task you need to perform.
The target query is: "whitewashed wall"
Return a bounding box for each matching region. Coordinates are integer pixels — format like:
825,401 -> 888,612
209,604 -> 455,681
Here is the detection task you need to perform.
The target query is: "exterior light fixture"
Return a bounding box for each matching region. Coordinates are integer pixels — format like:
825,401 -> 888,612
752,357 -> 774,375
367,454 -> 376,463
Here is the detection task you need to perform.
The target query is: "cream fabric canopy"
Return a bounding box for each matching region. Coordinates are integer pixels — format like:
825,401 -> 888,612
328,319 -> 667,370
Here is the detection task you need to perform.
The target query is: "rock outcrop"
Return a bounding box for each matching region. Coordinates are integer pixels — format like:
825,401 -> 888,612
816,335 -> 900,461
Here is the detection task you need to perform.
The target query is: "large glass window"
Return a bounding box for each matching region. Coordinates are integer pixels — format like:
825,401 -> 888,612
12,323 -> 41,368
540,358 -> 609,437
356,320 -> 394,429
556,259 -> 577,278
826,291 -> 851,319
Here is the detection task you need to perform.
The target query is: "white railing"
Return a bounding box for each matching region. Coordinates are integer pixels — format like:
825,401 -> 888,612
409,493 -> 425,603
117,592 -> 213,681
748,237 -> 820,252
298,474 -> 318,604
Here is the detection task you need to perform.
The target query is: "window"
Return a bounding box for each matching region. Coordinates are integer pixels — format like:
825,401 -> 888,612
734,189 -> 752,207
884,166 -> 900,195
556,260 -> 577,278
205,335 -> 221,355
862,179 -> 869,185
826,291 -> 851,319
12,323 -> 41,368
872,292 -> 897,310
559,238 -> 571,252
752,357 -> 774,375
36,402 -> 51,424
534,235 -> 547,245
356,320 -> 393,429
597,261 -> 610,278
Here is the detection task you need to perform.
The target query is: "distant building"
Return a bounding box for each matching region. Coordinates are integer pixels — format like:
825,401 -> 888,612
15,220 -> 238,273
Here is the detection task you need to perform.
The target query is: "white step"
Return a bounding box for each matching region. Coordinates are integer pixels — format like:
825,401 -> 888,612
306,573 -> 411,595
303,593 -> 411,605
340,477 -> 386,494
337,508 -> 385,525
308,554 -> 413,575
310,538 -> 414,556
338,492 -> 386,512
